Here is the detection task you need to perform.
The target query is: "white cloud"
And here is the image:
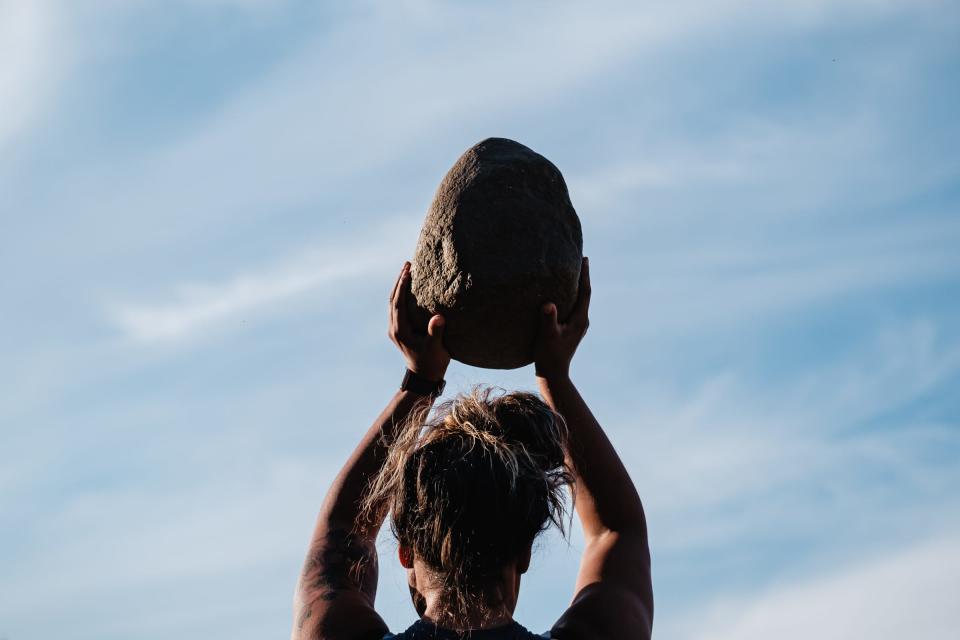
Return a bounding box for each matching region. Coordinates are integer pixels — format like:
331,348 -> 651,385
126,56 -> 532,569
3,318 -> 955,638
108,221 -> 411,342
0,457 -> 322,633
1,2 -> 956,638
29,0 -> 942,258
0,0 -> 62,147
681,534 -> 960,640
592,214 -> 960,344
619,319 -> 960,548
77,0 -> 297,13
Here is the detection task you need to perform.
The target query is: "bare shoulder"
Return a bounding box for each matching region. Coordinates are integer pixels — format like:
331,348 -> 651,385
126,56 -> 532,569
550,582 -> 652,640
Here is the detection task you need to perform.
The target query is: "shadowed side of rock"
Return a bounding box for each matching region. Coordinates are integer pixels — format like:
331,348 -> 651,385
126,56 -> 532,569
411,138 -> 582,369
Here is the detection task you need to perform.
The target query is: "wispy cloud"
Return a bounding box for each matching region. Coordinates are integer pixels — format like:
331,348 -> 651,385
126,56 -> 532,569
3,318 -> 955,637
611,319 -> 960,637
681,534 -> 960,640
20,0 -> 943,258
589,211 -> 960,344
108,221 -> 411,342
0,0 -> 63,148
623,318 -> 960,529
2,1 -> 957,639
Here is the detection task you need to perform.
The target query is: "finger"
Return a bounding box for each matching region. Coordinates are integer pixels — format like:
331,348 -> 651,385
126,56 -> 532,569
540,302 -> 561,336
389,261 -> 408,306
389,262 -> 410,341
395,265 -> 414,340
569,257 -> 591,328
392,263 -> 410,315
426,314 -> 446,344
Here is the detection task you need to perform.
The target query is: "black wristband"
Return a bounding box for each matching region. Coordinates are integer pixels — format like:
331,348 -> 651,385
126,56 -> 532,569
400,368 -> 446,397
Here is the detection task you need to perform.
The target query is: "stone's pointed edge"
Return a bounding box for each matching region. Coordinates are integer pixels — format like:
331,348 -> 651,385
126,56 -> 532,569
410,138 -> 583,370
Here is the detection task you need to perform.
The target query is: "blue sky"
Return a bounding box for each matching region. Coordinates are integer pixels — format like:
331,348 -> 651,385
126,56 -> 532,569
1,0 -> 958,638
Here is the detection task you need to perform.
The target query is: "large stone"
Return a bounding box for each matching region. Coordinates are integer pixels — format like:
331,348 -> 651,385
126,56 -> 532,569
410,138 -> 583,369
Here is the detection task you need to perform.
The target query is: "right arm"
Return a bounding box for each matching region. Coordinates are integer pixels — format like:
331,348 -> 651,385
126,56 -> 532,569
536,258 -> 653,639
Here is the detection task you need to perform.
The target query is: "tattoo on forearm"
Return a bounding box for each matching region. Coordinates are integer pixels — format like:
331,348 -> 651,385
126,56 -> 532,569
303,528 -> 377,602
296,604 -> 313,631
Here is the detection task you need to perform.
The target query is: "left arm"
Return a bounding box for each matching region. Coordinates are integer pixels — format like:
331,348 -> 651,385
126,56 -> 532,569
292,262 -> 448,640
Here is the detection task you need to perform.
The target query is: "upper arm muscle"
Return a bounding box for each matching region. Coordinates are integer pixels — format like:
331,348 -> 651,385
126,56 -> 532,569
552,531 -> 653,640
294,590 -> 388,640
293,526 -> 388,640
551,582 -> 651,640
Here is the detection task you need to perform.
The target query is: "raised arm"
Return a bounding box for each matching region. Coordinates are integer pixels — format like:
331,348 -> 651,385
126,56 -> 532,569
292,262 -> 449,640
536,258 -> 653,640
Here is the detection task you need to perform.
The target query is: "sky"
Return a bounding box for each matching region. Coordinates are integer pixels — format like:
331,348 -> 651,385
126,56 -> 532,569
1,0 -> 958,638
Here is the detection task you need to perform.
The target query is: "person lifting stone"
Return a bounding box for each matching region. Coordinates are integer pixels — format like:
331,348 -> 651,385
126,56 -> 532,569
291,139 -> 652,640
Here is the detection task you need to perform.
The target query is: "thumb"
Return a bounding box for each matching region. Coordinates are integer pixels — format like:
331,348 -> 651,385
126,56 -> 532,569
427,314 -> 446,342
540,303 -> 559,333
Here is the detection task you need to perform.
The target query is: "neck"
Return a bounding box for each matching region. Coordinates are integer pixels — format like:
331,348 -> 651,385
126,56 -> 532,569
422,603 -> 514,631
414,560 -> 522,631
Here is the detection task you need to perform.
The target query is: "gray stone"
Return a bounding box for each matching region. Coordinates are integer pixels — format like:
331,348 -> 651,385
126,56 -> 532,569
410,138 -> 583,369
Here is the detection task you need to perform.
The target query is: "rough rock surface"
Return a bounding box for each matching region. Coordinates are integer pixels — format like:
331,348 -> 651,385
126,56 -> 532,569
410,138 -> 583,369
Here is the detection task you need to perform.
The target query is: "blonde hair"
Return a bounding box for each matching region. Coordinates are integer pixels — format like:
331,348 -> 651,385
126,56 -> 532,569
361,386 -> 572,625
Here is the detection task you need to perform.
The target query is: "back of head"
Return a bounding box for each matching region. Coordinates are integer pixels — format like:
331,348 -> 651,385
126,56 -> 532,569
363,387 -> 571,623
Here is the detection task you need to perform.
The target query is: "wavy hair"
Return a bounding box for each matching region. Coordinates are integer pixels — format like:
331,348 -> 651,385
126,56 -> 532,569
361,386 -> 572,626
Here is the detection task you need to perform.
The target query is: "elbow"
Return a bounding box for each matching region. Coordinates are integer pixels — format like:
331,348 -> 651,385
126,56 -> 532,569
585,512 -> 649,548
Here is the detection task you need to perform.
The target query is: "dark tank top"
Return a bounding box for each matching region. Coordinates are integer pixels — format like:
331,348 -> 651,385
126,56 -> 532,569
384,619 -> 549,639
